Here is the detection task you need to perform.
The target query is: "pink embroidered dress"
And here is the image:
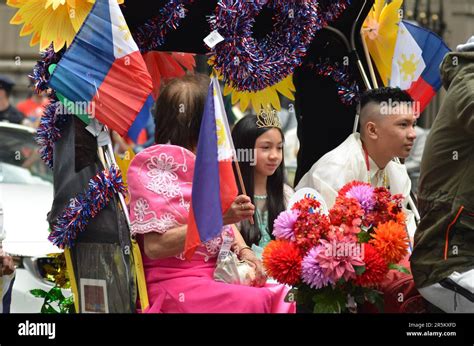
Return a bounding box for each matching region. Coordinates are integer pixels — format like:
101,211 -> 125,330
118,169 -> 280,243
128,144 -> 295,313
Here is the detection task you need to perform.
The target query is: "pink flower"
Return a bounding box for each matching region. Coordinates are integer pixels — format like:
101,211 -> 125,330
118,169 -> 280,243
315,238 -> 365,282
301,246 -> 334,289
273,209 -> 299,241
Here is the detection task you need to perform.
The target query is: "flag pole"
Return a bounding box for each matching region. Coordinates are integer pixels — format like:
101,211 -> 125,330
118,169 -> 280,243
360,29 -> 379,88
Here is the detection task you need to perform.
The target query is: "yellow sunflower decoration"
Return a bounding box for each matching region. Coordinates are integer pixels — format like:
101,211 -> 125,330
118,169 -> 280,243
362,0 -> 403,86
7,0 -> 124,52
224,74 -> 296,113
212,67 -> 295,114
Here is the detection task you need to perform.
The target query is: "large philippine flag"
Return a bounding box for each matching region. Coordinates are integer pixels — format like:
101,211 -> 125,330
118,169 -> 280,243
389,20 -> 450,113
49,0 -> 153,138
184,78 -> 238,260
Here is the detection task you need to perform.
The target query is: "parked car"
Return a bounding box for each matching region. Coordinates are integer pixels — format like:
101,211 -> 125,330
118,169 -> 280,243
0,122 -> 69,313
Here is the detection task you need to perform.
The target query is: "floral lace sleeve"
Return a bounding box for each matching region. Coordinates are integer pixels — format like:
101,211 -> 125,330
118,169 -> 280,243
127,145 -> 194,236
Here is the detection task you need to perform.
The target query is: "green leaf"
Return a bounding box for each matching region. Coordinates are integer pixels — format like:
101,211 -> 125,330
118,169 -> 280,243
312,287 -> 347,313
30,289 -> 48,298
354,265 -> 366,276
365,289 -> 384,313
41,304 -> 59,314
388,263 -> 411,275
48,286 -> 65,302
357,231 -> 372,243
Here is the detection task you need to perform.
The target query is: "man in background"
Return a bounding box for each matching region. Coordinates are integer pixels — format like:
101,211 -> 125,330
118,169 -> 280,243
0,75 -> 23,124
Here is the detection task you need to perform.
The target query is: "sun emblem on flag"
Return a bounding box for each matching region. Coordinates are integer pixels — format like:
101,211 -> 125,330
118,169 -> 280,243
118,15 -> 132,42
398,53 -> 419,82
216,118 -> 226,147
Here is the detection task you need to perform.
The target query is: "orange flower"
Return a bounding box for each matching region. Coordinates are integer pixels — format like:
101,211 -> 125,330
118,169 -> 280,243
369,220 -> 409,264
394,212 -> 406,225
263,240 -> 302,286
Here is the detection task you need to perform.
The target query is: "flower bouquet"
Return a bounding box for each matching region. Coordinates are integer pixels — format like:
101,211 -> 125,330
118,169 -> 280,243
263,181 -> 411,313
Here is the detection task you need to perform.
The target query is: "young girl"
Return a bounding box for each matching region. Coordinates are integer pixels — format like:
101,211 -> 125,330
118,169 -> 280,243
231,113 -> 293,253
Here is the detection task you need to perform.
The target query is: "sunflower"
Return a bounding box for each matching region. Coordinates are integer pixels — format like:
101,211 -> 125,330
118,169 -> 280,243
8,0 -> 123,52
211,64 -> 295,113
223,74 -> 296,113
362,0 -> 403,86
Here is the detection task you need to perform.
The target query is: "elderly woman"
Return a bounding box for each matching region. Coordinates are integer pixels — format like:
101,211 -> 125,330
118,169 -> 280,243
127,74 -> 295,313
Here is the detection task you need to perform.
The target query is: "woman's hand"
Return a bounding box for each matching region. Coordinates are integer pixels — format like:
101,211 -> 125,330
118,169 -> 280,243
239,248 -> 267,287
223,195 -> 255,225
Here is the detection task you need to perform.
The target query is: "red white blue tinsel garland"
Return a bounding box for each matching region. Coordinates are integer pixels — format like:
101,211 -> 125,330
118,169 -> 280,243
208,0 -> 351,92
133,0 -> 195,52
32,44 -> 67,169
30,44 -> 64,94
307,59 -> 360,106
35,96 -> 67,169
49,166 -> 127,249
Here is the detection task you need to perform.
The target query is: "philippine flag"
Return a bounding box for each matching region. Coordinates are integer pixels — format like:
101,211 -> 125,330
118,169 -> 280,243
49,0 -> 153,139
389,20 -> 450,113
184,78 -> 238,260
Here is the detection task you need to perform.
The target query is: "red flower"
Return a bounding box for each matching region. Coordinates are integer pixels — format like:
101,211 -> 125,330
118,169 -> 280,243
329,195 -> 364,227
263,240 -> 302,286
364,189 -> 404,228
293,212 -> 330,254
354,244 -> 388,287
292,197 -> 321,214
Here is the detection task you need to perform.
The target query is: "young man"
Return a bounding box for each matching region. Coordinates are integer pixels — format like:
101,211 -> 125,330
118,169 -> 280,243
410,37 -> 474,313
0,75 -> 23,125
296,87 -> 417,237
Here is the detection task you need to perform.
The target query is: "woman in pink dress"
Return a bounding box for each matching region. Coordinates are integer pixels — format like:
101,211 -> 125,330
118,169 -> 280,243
127,74 -> 295,313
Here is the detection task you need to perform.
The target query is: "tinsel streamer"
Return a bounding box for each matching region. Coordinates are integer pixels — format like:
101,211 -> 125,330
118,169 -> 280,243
133,0 -> 195,52
32,44 -> 66,168
307,59 -> 360,106
48,166 -> 127,249
208,0 -> 350,93
35,94 -> 67,169
30,44 -> 64,94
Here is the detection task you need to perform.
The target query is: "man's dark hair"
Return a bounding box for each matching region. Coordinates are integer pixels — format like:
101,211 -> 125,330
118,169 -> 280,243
360,87 -> 413,109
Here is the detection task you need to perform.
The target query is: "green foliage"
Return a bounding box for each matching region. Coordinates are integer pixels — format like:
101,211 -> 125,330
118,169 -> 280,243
312,286 -> 347,313
30,286 -> 74,314
357,231 -> 372,243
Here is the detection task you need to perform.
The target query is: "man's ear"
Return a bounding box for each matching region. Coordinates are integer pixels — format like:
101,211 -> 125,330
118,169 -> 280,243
365,121 -> 378,140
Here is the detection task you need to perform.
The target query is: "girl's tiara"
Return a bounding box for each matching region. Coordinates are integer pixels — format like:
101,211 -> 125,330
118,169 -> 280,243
256,109 -> 282,129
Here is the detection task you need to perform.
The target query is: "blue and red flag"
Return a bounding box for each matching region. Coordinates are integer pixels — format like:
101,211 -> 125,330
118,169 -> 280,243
184,78 -> 238,260
389,20 -> 450,113
49,0 -> 153,138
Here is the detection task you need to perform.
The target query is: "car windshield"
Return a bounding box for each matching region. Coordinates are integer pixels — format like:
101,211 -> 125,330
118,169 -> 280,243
0,126 -> 53,185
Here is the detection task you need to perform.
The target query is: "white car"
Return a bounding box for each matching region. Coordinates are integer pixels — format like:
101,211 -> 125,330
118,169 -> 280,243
0,122 -> 69,313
